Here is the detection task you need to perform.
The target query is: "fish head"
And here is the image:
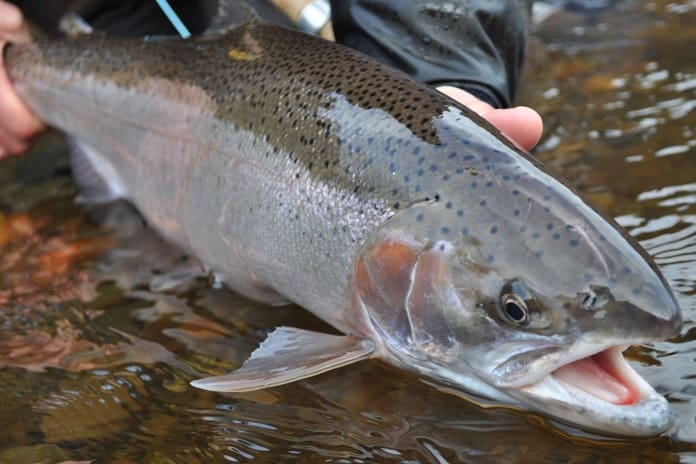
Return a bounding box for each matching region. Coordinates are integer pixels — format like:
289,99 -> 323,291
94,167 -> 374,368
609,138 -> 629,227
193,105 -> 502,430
354,163 -> 681,436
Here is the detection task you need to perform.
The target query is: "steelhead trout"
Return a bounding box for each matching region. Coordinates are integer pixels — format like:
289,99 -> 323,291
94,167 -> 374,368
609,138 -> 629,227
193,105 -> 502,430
4,16 -> 682,436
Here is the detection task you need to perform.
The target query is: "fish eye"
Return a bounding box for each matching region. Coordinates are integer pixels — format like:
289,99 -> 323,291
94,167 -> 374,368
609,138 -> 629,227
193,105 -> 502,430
501,294 -> 529,325
498,279 -> 545,328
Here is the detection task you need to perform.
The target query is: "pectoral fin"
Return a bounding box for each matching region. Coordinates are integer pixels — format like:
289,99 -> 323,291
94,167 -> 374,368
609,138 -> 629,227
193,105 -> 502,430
191,327 -> 375,392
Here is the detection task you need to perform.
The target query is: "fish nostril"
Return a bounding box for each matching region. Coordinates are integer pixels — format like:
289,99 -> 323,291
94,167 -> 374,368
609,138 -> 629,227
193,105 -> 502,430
582,292 -> 598,310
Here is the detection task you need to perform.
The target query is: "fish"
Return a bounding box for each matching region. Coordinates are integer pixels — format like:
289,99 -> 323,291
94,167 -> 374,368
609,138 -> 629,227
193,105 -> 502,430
3,6 -> 682,437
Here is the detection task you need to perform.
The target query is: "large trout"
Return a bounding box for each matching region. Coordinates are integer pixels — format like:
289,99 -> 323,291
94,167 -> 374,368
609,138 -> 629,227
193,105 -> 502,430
3,12 -> 681,436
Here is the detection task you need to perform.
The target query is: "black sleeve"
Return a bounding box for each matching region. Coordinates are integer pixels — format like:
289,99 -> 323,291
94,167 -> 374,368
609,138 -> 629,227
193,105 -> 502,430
12,0 -> 289,37
12,0 -> 213,36
330,0 -> 533,108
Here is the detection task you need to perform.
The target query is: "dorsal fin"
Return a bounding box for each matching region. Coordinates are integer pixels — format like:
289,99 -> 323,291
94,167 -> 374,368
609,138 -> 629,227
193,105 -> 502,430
191,327 -> 375,392
204,0 -> 259,36
58,12 -> 94,37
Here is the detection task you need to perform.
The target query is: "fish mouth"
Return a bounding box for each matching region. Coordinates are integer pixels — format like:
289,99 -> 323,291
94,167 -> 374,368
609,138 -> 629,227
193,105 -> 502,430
503,345 -> 672,436
550,346 -> 644,405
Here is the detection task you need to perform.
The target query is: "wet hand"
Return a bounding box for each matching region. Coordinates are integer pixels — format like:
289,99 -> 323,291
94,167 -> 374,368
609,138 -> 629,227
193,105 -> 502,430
437,86 -> 543,152
0,0 -> 44,159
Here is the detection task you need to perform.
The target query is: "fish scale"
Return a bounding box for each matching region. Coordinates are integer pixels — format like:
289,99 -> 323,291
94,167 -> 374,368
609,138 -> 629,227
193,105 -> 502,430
4,19 -> 682,436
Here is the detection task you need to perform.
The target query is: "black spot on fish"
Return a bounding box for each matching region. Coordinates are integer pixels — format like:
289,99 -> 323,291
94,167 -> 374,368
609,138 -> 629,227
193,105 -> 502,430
441,227 -> 450,235
457,209 -> 464,217
490,226 -> 498,234
445,201 -> 453,209
553,233 -> 561,240
461,227 -> 469,236
569,239 -> 579,247
416,213 -> 424,222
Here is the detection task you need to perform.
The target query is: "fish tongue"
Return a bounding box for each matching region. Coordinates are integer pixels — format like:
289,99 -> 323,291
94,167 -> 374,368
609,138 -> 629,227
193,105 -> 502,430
553,353 -> 632,404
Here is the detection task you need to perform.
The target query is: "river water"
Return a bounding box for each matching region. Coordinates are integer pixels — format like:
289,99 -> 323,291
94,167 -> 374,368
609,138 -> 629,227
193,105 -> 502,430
0,0 -> 694,462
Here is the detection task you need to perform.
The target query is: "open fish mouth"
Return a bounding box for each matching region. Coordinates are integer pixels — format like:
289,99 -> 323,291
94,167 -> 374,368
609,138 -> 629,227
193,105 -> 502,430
551,346 -> 644,405
507,346 -> 672,436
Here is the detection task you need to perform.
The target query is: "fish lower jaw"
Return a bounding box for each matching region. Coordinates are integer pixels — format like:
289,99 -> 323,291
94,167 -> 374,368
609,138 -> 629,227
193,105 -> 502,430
509,346 -> 672,436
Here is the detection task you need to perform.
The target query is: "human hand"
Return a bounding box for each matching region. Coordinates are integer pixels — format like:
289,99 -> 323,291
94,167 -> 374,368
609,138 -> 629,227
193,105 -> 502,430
437,86 -> 543,152
0,0 -> 45,159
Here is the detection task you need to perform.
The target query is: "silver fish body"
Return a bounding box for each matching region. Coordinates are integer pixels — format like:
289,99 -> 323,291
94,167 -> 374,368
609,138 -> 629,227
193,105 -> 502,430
4,22 -> 682,436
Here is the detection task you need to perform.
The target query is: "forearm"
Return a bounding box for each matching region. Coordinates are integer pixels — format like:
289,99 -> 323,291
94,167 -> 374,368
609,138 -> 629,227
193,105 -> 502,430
330,0 -> 533,108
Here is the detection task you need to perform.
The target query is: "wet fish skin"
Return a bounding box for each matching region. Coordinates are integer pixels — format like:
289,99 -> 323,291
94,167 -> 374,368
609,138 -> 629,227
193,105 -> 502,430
4,22 -> 682,436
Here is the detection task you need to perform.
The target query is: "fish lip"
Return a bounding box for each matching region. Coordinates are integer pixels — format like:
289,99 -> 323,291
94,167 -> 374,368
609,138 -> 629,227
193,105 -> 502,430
497,343 -> 673,436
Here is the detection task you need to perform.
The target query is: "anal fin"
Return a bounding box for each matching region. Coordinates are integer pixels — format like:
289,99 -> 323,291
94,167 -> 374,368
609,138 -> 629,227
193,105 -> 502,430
191,327 -> 375,392
69,138 -> 127,204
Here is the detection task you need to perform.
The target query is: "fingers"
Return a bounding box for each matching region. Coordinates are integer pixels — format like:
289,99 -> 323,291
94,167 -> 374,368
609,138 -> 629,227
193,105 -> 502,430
0,2 -> 43,159
481,106 -> 543,152
437,86 -> 544,152
0,1 -> 31,44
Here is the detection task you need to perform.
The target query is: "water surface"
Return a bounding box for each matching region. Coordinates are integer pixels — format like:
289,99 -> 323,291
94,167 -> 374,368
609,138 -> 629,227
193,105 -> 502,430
0,1 -> 694,462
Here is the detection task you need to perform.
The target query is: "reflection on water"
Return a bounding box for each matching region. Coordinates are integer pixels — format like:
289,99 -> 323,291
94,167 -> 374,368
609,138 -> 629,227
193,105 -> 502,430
0,1 -> 694,462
